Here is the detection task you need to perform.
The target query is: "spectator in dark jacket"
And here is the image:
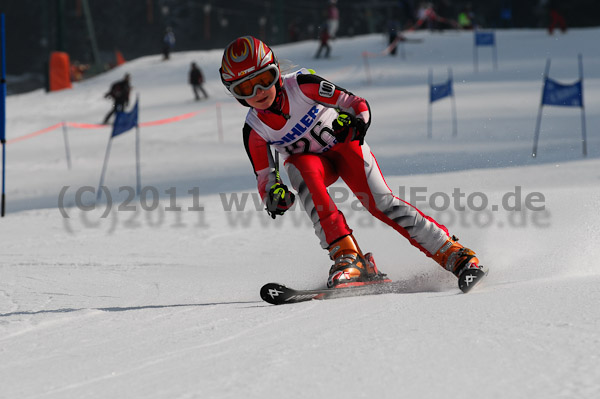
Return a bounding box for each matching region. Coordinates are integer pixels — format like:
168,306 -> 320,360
103,73 -> 131,124
189,62 -> 208,100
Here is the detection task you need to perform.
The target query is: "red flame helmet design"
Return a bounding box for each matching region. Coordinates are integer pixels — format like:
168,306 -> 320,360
220,36 -> 278,84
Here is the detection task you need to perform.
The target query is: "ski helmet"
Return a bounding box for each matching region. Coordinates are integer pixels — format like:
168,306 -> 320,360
220,36 -> 281,106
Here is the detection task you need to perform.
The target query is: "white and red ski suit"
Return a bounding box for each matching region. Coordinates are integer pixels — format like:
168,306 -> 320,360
243,70 -> 450,257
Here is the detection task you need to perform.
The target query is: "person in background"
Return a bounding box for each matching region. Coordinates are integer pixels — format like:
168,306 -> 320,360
103,73 -> 131,125
162,27 -> 176,60
314,23 -> 331,59
327,0 -> 339,39
70,61 -> 89,81
499,1 -> 512,28
547,0 -> 567,34
457,4 -> 474,30
409,2 -> 458,31
387,19 -> 400,56
189,62 -> 208,101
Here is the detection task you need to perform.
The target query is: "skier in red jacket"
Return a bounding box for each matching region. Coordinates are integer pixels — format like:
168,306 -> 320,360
219,36 -> 486,291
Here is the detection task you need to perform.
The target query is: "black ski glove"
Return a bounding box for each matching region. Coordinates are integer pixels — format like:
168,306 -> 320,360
265,183 -> 295,219
332,112 -> 367,145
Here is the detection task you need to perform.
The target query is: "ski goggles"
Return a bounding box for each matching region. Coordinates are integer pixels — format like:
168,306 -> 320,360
228,64 -> 280,99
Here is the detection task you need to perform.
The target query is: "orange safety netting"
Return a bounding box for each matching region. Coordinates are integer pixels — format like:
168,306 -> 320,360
6,108 -> 210,145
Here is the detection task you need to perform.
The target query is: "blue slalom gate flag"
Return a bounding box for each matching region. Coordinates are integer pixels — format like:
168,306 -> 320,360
98,97 -> 142,201
533,55 -> 587,158
1,13 -> 7,217
541,78 -> 583,107
1,14 -> 6,144
112,100 -> 138,137
428,68 -> 457,138
473,31 -> 498,72
475,31 -> 495,46
430,79 -> 453,103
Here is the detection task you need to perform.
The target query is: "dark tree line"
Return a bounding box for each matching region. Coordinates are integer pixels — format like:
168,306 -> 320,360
0,0 -> 598,84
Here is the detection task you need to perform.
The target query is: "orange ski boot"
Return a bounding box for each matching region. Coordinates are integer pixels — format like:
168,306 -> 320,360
327,235 -> 391,288
433,235 -> 487,293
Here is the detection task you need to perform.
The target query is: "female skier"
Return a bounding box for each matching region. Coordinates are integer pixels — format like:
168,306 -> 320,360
220,36 -> 486,292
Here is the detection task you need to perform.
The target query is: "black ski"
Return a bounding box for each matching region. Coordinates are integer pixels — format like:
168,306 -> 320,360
260,281 -> 406,305
458,267 -> 488,293
260,268 -> 488,305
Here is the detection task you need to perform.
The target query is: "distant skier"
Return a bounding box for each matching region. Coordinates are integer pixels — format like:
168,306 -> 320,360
162,27 -> 176,60
219,36 -> 486,292
408,2 -> 457,31
314,24 -> 331,59
457,5 -> 475,30
103,73 -> 131,125
189,62 -> 208,100
547,0 -> 567,35
326,0 -> 339,39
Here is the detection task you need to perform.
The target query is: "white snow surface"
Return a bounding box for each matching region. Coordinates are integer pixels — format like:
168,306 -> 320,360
2,29 -> 600,399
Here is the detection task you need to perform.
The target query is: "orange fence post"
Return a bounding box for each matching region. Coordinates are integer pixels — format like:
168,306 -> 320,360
115,50 -> 126,66
49,51 -> 72,91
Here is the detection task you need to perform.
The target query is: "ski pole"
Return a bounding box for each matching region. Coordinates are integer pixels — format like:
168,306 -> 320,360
274,147 -> 281,183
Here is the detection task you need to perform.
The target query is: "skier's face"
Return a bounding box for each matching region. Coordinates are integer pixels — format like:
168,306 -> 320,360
246,85 -> 277,110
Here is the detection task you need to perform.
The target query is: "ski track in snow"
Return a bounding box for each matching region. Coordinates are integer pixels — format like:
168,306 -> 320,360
1,29 -> 600,399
